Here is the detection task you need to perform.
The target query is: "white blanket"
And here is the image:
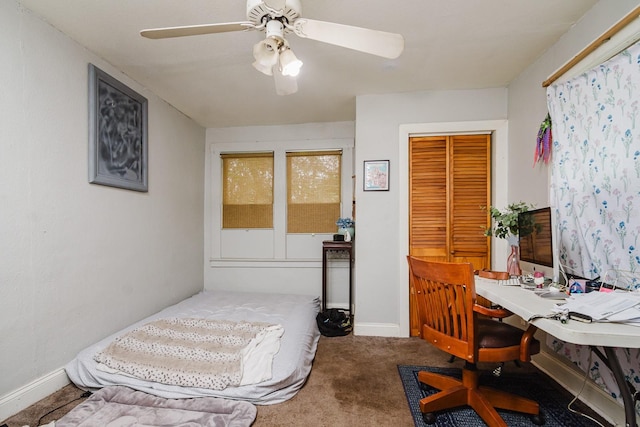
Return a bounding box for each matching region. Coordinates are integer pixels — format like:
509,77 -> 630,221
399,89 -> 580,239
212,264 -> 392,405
94,318 -> 284,390
65,290 -> 320,404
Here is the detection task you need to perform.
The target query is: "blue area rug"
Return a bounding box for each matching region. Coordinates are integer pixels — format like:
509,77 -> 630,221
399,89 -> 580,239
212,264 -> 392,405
398,365 -> 598,426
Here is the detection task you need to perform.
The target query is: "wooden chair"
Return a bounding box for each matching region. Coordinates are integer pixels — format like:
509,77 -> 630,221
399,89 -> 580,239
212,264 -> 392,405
407,256 -> 544,427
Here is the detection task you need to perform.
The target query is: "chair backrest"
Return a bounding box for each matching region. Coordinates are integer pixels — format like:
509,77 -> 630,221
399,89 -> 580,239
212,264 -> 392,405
407,256 -> 478,362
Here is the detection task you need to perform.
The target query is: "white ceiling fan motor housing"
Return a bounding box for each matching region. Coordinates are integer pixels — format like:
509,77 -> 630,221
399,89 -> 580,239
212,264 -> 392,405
246,0 -> 302,31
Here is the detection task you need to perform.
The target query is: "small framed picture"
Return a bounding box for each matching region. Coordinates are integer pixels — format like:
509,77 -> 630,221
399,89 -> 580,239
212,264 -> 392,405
363,160 -> 389,191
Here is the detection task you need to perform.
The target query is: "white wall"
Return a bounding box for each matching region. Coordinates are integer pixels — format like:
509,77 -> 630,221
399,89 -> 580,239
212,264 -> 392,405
354,88 -> 509,336
204,122 -> 354,300
0,0 -> 205,414
350,0 -> 639,341
203,96 -> 508,335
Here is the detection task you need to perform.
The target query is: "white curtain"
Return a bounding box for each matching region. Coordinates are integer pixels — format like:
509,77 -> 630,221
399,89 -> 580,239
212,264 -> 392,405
546,39 -> 640,411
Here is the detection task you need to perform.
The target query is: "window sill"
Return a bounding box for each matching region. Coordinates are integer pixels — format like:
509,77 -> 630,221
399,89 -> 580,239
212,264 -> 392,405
209,258 -> 322,268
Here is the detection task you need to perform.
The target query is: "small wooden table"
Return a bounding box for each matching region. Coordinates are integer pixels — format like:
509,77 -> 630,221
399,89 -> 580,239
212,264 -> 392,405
322,240 -> 354,316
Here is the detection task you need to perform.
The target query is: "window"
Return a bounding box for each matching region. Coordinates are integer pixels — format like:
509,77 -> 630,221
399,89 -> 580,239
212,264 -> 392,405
221,152 -> 273,229
209,134 -> 353,263
286,150 -> 341,233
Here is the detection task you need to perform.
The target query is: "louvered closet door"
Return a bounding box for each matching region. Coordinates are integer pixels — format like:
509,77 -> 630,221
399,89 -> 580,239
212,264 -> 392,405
409,134 -> 491,336
449,135 -> 491,268
409,136 -> 449,261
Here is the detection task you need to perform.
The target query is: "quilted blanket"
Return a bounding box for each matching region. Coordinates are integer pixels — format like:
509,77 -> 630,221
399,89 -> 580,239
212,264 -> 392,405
55,385 -> 256,427
95,318 -> 283,390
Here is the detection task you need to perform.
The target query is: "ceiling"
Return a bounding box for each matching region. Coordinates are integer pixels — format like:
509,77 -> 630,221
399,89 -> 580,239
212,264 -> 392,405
20,0 -> 598,128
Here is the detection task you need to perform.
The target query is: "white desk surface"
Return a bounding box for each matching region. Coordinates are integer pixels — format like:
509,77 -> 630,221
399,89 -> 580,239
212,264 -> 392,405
475,277 -> 640,348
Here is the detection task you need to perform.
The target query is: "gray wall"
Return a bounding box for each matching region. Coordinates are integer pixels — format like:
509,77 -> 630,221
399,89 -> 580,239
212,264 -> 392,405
0,0 -> 206,405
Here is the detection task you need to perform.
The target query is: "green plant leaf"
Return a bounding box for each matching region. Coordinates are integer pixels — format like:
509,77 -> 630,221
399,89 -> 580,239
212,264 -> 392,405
483,202 -> 535,239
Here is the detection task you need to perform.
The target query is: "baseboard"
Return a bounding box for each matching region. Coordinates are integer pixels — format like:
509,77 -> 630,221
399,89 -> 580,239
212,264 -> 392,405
0,368 -> 69,422
533,350 -> 624,426
354,322 -> 400,337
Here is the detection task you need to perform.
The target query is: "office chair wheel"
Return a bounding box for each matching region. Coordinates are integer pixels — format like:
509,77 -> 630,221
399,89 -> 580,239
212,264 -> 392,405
531,410 -> 545,425
422,412 -> 437,424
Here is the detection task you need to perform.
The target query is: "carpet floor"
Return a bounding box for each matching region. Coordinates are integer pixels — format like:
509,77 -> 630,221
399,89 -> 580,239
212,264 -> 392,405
2,335 -> 614,427
399,365 -> 606,427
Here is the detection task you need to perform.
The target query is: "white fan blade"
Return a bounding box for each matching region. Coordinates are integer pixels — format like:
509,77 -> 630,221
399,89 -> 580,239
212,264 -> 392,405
291,18 -> 404,59
140,22 -> 254,39
273,67 -> 298,95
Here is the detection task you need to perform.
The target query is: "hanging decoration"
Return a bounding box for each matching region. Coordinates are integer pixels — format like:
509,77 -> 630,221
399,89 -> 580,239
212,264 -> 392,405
533,113 -> 552,166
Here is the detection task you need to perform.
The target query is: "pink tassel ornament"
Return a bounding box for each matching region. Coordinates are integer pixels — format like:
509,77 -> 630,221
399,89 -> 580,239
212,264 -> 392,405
534,113 -> 552,166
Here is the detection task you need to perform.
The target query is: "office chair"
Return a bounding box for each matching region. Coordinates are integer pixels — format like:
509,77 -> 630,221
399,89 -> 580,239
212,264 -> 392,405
407,256 -> 543,426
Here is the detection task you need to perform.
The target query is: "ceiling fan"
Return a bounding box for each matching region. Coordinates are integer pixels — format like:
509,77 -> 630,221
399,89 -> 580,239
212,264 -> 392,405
140,0 -> 404,95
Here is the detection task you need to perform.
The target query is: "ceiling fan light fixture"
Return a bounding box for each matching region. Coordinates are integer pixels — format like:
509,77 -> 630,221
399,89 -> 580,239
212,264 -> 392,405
141,0 -> 405,93
279,47 -> 303,77
252,38 -> 279,75
273,66 -> 298,96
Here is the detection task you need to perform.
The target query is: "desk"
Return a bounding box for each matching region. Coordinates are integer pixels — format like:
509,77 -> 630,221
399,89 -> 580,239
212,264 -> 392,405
475,277 -> 640,427
322,241 -> 353,316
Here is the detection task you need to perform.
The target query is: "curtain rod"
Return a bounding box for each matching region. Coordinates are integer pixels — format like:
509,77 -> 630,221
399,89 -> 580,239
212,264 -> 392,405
542,5 -> 640,88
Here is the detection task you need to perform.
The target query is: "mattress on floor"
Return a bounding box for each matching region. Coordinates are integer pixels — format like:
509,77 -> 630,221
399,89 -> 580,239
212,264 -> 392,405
65,290 -> 320,405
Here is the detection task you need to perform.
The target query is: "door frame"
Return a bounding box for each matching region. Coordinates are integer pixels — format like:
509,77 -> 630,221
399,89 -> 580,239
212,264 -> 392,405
397,120 -> 509,337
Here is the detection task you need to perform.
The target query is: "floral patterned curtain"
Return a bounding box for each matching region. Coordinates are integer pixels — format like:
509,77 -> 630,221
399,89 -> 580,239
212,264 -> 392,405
548,40 -> 640,281
546,39 -> 640,411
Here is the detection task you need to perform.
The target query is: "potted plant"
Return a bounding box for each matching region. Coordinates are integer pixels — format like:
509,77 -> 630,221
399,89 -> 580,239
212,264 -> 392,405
483,202 -> 534,275
336,217 -> 355,240
483,202 -> 534,241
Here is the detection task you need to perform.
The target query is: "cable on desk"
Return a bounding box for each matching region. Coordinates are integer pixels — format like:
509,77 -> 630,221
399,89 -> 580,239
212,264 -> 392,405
528,311 -> 568,323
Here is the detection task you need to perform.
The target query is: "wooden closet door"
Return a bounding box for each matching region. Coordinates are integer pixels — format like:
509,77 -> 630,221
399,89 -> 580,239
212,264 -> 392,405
408,134 -> 491,336
409,136 -> 449,261
449,135 -> 491,268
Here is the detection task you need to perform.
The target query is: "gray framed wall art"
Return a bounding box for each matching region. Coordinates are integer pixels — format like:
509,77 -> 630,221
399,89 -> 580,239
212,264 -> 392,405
88,64 -> 148,192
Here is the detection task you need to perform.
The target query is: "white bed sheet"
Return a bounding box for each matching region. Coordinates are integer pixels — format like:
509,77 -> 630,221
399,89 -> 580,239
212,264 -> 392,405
65,290 -> 321,405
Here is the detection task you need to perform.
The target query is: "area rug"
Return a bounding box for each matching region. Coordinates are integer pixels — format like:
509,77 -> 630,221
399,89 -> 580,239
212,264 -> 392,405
398,365 -> 596,427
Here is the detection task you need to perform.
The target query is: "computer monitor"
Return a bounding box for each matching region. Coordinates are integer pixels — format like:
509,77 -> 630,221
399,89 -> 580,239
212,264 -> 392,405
518,207 -> 555,279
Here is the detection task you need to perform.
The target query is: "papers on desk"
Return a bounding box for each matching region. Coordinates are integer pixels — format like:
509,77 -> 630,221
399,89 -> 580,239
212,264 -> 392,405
554,291 -> 640,324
